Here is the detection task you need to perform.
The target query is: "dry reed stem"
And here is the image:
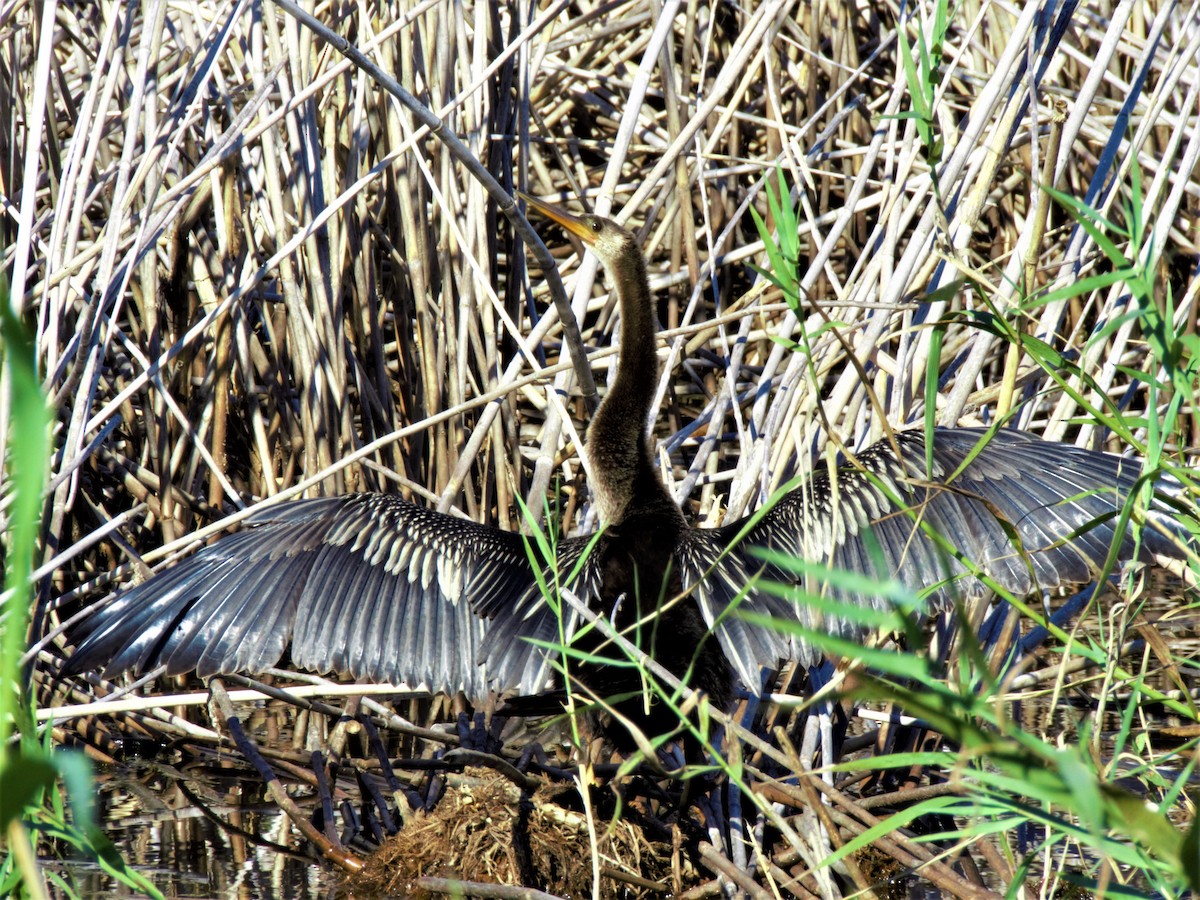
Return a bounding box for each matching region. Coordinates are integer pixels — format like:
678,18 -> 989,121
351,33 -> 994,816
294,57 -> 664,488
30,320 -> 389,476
3,0 -> 1198,892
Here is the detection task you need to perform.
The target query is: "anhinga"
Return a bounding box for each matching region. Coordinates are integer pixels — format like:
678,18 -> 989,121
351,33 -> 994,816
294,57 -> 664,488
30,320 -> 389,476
63,194 -> 1184,739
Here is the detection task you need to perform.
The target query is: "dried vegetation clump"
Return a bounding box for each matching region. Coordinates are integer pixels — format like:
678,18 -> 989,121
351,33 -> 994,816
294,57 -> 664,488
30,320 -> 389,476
2,0 -> 1197,896
347,768 -> 698,898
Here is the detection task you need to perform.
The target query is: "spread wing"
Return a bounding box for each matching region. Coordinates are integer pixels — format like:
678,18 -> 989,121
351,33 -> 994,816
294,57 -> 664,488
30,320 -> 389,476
679,427 -> 1182,686
64,428 -> 1184,701
64,495 -> 592,699
672,527 -> 802,690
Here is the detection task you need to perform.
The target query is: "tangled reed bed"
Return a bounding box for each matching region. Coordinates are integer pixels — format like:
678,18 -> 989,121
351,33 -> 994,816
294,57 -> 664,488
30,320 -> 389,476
4,0 -> 1198,896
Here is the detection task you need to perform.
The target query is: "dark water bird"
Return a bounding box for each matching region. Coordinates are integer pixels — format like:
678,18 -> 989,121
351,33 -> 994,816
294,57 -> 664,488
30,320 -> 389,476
63,193 -> 1185,741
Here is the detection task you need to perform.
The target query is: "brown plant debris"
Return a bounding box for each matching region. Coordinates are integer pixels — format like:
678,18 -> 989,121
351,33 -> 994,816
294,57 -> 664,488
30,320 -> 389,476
345,768 -> 698,898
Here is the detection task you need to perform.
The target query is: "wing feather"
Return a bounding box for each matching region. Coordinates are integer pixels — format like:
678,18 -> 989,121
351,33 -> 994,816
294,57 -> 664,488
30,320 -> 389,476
65,495 -> 556,701
768,428 -> 1176,595
685,427 -> 1184,688
672,529 -> 796,688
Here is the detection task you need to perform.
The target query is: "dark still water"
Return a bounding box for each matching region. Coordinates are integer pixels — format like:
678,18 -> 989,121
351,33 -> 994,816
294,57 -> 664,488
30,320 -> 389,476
51,761 -> 342,899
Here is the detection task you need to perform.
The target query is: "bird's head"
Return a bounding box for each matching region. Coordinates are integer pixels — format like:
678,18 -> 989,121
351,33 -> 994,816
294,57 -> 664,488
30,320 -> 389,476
517,192 -> 639,270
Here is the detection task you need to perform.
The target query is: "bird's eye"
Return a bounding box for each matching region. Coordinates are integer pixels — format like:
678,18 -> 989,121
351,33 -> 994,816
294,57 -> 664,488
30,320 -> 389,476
589,218 -> 602,232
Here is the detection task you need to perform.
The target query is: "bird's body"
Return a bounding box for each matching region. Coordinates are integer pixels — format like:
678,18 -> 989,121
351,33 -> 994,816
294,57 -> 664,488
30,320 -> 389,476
62,194 -> 1186,743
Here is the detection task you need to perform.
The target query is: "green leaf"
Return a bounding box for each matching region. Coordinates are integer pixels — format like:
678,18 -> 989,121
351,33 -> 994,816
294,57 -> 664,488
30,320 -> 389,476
53,751 -> 96,833
818,796 -> 962,870
1057,747 -> 1105,836
739,610 -> 934,680
1183,817 -> 1200,892
825,751 -> 949,773
0,756 -> 58,831
925,321 -> 944,473
1040,182 -> 1129,266
0,283 -> 52,746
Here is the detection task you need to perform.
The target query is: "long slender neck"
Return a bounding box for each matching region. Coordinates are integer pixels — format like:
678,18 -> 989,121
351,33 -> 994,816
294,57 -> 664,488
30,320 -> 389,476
602,247 -> 658,420
586,245 -> 678,524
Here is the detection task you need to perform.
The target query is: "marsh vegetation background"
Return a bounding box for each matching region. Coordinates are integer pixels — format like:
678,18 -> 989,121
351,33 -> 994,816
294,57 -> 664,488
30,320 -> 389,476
2,0 -> 1198,896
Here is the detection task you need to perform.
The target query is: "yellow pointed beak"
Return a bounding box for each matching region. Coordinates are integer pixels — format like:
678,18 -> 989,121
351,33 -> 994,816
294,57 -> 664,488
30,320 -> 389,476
516,191 -> 598,246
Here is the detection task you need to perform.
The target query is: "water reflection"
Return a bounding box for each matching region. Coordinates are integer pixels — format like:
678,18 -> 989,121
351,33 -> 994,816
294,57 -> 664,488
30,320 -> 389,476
58,761 -> 341,899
